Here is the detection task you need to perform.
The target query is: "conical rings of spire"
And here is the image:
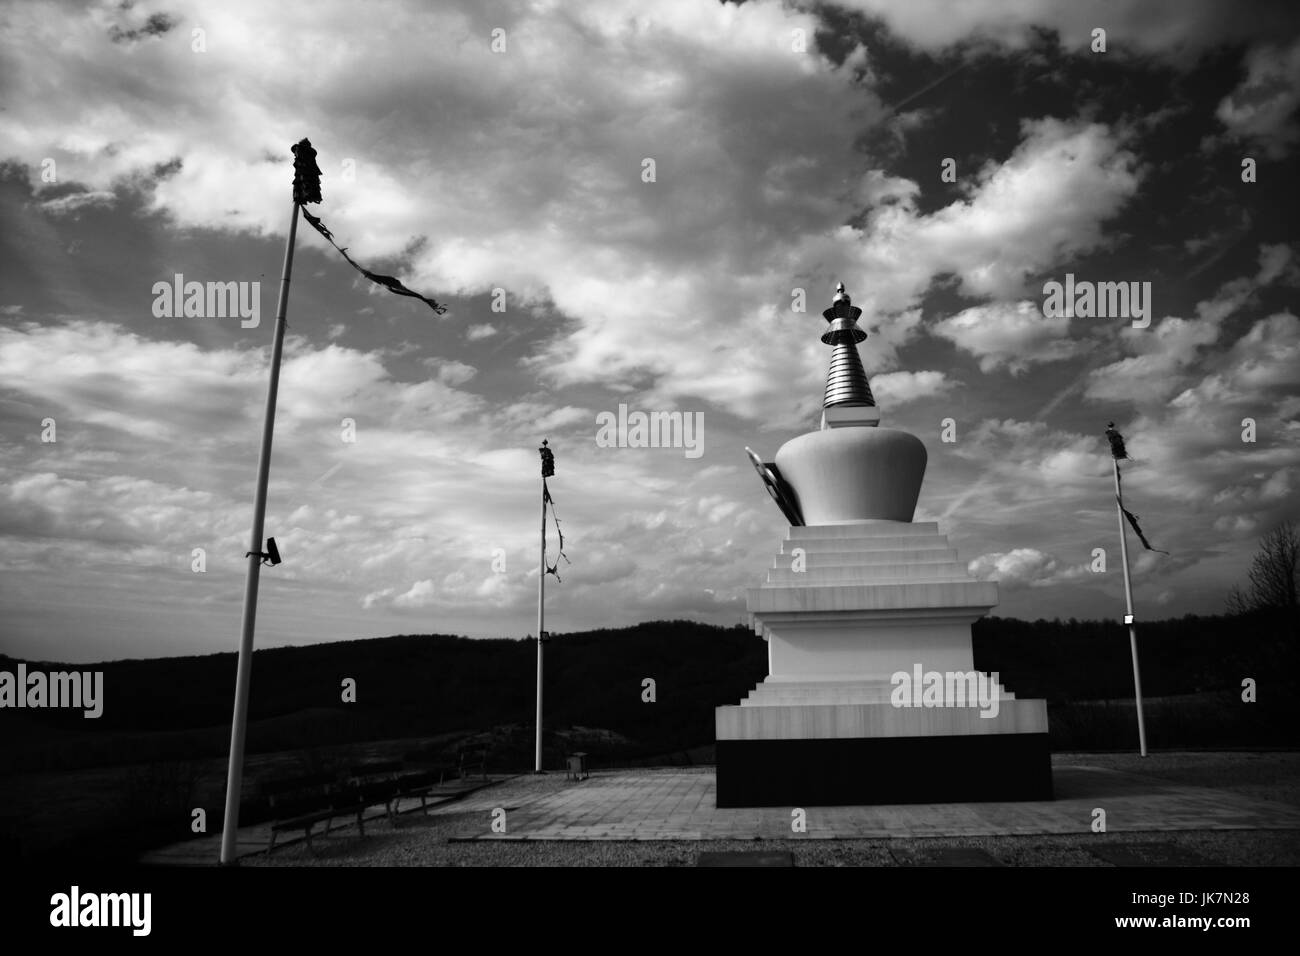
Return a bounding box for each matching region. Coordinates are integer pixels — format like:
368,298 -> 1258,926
819,282 -> 876,409
824,342 -> 876,407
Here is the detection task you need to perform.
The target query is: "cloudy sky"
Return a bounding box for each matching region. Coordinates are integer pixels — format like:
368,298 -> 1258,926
1,0 -> 1297,663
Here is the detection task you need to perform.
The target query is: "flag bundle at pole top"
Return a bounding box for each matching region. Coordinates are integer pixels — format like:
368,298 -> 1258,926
1106,423 -> 1168,555
1104,422 -> 1129,460
291,139 -> 322,205
290,137 -> 448,315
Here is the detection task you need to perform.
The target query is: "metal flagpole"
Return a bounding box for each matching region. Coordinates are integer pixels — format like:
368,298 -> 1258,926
220,200 -> 300,864
534,439 -> 558,773
1112,456 -> 1148,757
535,469 -> 546,773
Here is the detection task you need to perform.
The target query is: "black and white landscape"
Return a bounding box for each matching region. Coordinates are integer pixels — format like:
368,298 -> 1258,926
0,0 -> 1297,931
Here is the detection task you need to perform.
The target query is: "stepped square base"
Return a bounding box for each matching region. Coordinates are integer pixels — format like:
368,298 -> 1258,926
717,519 -> 1053,808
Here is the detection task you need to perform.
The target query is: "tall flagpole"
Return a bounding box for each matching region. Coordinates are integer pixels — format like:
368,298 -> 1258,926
535,470 -> 546,773
219,199 -> 300,864
535,439 -> 552,773
1112,456 -> 1148,757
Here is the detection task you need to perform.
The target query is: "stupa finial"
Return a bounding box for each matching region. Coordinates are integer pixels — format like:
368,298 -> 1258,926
819,282 -> 874,414
823,281 -> 859,323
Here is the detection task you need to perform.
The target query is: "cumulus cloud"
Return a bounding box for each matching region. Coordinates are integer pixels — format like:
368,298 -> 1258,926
967,547 -> 1085,589
932,300 -> 1082,374
422,357 -> 478,386
833,0 -> 1296,62
1071,300 -> 1300,558
905,118 -> 1141,301
38,190 -> 118,215
0,315 -> 777,652
0,5 -> 1152,427
811,118 -> 1143,351
949,418 -> 1111,489
1085,244 -> 1297,403
1,0 -> 893,425
1214,38 -> 1300,159
870,369 -> 953,405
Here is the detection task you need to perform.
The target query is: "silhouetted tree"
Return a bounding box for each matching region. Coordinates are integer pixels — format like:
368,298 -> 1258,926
1227,519 -> 1299,616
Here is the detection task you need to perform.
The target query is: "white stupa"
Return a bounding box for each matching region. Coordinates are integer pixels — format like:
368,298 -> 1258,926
719,283 -> 1051,807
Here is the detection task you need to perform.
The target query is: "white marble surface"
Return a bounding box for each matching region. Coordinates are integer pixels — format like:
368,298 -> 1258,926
721,520 -> 1049,743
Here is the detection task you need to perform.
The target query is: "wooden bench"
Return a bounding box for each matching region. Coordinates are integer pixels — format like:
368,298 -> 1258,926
456,747 -> 489,781
340,761 -> 404,824
264,758 -> 470,852
263,773 -> 343,854
389,768 -> 444,816
265,767 -> 398,853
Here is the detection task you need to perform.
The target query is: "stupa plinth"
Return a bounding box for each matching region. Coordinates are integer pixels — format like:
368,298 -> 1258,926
718,283 -> 1052,807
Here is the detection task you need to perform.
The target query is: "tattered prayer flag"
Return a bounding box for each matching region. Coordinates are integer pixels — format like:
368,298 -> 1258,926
1107,423 -> 1168,555
1119,501 -> 1169,555
300,208 -> 448,315
542,477 -> 569,580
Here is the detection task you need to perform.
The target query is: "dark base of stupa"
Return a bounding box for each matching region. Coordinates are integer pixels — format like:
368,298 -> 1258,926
714,733 -> 1053,808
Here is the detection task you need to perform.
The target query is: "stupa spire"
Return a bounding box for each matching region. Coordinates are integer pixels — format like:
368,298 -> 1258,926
819,282 -> 878,427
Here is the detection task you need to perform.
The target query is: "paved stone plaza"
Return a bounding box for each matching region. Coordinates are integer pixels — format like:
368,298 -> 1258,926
142,755 -> 1300,864
456,762 -> 1300,842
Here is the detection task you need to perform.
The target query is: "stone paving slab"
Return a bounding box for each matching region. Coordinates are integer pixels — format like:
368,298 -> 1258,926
455,766 -> 1300,842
